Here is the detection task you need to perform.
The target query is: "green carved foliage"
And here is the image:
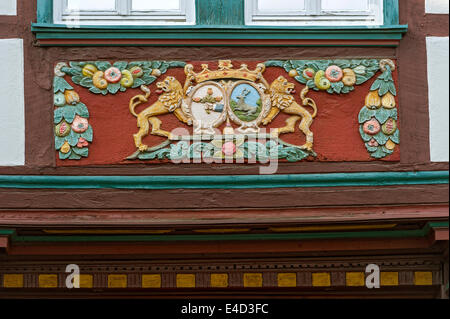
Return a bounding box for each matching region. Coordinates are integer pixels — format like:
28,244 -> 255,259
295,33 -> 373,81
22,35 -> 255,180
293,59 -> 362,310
53,76 -> 92,160
358,64 -> 400,160
54,60 -> 188,160
63,61 -> 187,95
370,65 -> 397,96
137,141 -> 312,162
53,77 -> 73,93
265,59 -> 380,95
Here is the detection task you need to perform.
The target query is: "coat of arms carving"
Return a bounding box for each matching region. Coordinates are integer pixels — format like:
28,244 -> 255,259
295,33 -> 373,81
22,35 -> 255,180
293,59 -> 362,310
127,60 -> 318,162
53,58 -> 399,164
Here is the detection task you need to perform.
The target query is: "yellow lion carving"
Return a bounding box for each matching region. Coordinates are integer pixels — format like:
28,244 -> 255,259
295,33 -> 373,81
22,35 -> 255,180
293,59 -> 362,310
262,76 -> 318,151
129,76 -> 192,152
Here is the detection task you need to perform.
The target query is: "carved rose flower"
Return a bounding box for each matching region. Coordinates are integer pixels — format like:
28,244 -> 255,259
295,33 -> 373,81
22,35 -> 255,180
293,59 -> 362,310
71,115 -> 89,133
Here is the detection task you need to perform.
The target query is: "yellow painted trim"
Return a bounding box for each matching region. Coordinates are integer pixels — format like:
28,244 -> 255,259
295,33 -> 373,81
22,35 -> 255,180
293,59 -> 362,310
210,274 -> 229,288
415,272 -> 433,286
177,274 -> 196,288
346,272 -> 365,287
193,228 -> 251,234
142,274 -> 162,288
381,272 -> 399,286
278,273 -> 297,288
79,274 -> 93,288
43,229 -> 173,235
244,273 -> 263,288
39,274 -> 58,288
108,274 -> 127,288
3,274 -> 24,288
312,273 -> 331,287
270,224 -> 398,233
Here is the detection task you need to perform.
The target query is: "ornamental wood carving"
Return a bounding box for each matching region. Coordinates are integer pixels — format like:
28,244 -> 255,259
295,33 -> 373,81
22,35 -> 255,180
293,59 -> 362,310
53,59 -> 400,165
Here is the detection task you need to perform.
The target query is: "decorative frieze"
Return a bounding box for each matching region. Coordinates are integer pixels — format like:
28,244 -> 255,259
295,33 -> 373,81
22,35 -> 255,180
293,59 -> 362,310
53,59 -> 400,164
0,258 -> 440,289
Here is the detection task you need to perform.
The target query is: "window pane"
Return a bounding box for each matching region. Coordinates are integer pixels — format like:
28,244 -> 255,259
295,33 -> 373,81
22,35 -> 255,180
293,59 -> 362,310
322,0 -> 369,11
258,0 -> 305,11
67,0 -> 116,11
132,0 -> 181,10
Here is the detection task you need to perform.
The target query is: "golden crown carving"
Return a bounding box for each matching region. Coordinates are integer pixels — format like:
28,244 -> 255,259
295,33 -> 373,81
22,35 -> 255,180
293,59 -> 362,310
184,60 -> 266,83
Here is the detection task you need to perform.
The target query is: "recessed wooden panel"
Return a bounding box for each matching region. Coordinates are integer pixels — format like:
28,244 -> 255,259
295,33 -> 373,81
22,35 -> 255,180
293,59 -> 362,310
3,274 -> 24,288
176,274 -> 196,288
244,273 -> 263,288
346,272 -> 365,287
142,274 -> 161,288
312,273 -> 331,287
278,273 -> 297,287
381,272 -> 399,286
210,274 -> 228,288
39,274 -> 58,288
107,274 -> 127,288
414,272 -> 433,286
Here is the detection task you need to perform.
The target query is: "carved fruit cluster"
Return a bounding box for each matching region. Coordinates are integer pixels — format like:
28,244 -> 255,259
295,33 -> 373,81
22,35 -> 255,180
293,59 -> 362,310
266,59 -> 380,95
61,61 -> 186,95
53,72 -> 93,160
358,61 -> 399,159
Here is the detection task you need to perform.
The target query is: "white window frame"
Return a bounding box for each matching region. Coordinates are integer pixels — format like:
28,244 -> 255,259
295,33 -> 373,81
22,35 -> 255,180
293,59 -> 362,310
245,0 -> 384,26
53,0 -> 196,26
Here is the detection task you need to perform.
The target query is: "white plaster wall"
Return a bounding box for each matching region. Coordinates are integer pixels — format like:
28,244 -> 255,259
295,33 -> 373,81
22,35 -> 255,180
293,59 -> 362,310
0,0 -> 16,15
426,0 -> 449,14
0,39 -> 25,166
427,37 -> 449,162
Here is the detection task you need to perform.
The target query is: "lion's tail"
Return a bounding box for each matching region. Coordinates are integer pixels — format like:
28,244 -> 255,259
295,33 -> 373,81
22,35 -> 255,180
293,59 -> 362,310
129,85 -> 151,118
300,86 -> 318,118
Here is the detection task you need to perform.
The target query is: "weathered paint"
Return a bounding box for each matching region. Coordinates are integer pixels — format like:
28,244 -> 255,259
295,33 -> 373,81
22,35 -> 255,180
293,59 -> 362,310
427,37 -> 449,162
196,0 -> 244,26
37,0 -> 52,23
0,39 -> 24,166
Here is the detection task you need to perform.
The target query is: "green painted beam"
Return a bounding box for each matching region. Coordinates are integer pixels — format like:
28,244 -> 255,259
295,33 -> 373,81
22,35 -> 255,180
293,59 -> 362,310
0,230 -> 15,236
384,0 -> 400,26
428,221 -> 450,229
0,171 -> 448,190
31,24 -> 408,41
9,228 -> 434,243
32,0 -> 406,46
37,0 -> 53,24
196,0 -> 244,26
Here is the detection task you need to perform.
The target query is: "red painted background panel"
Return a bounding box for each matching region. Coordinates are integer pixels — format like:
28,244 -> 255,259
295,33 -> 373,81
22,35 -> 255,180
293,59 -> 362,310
57,60 -> 400,166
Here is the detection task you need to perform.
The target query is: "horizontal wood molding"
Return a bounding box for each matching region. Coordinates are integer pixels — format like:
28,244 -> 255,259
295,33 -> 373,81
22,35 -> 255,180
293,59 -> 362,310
31,24 -> 408,47
0,205 -> 448,227
3,222 -> 448,243
0,171 -> 448,190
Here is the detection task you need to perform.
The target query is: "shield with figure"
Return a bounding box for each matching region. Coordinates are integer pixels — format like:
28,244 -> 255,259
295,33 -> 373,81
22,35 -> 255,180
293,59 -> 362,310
185,81 -> 228,135
228,81 -> 271,133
